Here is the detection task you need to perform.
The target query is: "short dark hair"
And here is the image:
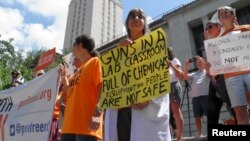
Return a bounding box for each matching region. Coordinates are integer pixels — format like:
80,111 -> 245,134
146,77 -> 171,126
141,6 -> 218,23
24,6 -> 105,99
125,8 -> 150,38
74,35 -> 98,57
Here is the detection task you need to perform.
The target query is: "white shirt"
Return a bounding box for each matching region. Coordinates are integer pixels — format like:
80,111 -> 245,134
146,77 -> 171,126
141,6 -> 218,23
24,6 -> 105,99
104,109 -> 118,141
130,94 -> 171,141
227,30 -> 241,35
188,70 -> 211,98
169,58 -> 181,82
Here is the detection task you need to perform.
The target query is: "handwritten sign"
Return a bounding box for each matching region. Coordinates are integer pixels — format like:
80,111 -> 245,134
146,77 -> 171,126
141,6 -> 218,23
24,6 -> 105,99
35,48 -> 56,72
205,31 -> 250,75
99,28 -> 170,109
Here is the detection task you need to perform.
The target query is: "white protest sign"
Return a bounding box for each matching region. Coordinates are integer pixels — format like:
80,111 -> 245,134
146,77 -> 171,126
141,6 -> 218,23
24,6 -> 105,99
205,31 -> 250,75
0,69 -> 59,141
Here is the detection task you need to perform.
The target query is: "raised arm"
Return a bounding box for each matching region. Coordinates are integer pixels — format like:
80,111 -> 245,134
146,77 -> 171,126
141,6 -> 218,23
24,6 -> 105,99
58,64 -> 69,91
183,59 -> 191,80
168,60 -> 183,80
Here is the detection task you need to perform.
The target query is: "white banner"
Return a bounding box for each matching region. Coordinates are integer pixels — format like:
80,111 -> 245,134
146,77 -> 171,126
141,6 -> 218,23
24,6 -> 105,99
205,31 -> 250,75
0,69 -> 59,141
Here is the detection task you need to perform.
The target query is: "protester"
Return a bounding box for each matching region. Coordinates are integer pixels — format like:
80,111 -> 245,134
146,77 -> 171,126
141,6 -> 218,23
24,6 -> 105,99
203,22 -> 221,40
167,47 -> 184,140
59,56 -> 84,115
118,8 -> 171,141
58,56 -> 84,140
183,56 -> 210,138
217,6 -> 250,124
58,35 -> 103,141
9,70 -> 25,87
203,21 -> 237,125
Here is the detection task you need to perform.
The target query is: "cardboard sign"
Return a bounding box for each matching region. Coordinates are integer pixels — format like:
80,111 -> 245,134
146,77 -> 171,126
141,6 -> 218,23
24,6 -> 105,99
204,31 -> 250,75
99,28 -> 170,109
35,48 -> 56,72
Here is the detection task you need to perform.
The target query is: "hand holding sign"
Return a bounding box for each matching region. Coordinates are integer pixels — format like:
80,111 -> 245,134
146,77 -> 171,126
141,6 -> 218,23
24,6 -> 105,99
118,38 -> 133,47
204,31 -> 250,75
99,28 -> 170,109
34,48 -> 56,72
131,101 -> 150,110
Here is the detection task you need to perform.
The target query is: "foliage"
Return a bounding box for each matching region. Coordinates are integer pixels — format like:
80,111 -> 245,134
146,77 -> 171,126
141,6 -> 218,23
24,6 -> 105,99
0,38 -> 70,90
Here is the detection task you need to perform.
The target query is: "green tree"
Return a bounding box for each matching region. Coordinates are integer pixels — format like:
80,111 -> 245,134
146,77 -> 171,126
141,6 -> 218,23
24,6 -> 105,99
0,38 -> 26,90
23,49 -> 45,70
0,36 -> 72,90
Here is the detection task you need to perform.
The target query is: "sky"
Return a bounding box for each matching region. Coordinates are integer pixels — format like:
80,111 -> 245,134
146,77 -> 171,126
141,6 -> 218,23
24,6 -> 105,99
0,0 -> 193,53
123,0 -> 194,22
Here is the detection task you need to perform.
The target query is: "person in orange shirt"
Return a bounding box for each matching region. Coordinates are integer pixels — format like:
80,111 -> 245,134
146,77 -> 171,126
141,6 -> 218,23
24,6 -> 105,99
58,35 -> 103,141
217,6 -> 250,124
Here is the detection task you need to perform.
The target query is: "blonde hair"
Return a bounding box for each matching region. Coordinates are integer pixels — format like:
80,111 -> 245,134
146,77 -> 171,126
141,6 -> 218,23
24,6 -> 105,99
217,6 -> 236,18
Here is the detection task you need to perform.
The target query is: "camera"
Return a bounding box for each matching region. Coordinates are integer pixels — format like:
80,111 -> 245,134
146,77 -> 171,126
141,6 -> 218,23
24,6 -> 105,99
189,57 -> 197,63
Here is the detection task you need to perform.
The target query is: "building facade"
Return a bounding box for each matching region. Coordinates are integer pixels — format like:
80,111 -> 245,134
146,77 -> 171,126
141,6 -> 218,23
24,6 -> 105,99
97,0 -> 250,137
63,0 -> 123,49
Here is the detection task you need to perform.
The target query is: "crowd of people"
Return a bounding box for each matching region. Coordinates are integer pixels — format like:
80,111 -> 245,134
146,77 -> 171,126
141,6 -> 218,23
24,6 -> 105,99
6,5 -> 249,141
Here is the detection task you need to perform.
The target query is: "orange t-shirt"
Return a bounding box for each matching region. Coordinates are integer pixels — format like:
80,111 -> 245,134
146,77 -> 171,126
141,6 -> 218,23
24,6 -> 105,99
61,57 -> 103,139
53,92 -> 62,120
220,25 -> 250,79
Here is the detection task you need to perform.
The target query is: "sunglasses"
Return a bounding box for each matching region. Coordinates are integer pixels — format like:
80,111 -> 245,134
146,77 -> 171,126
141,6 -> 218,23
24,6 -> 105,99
206,23 -> 221,30
206,24 -> 216,30
207,25 -> 213,30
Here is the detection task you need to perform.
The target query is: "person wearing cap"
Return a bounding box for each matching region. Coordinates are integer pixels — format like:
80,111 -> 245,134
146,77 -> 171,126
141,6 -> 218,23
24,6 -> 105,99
204,22 -> 221,40
205,6 -> 250,125
204,20 -> 237,125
